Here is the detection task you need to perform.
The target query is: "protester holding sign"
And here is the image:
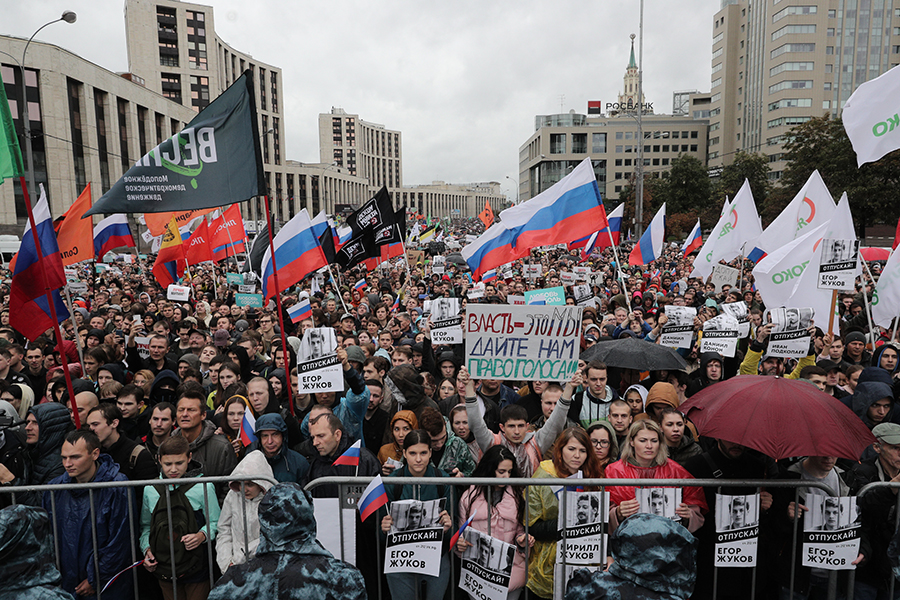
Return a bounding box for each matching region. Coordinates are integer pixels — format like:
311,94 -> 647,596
380,430 -> 455,600
605,421 -> 707,533
456,446 -> 532,600
526,427 -> 604,599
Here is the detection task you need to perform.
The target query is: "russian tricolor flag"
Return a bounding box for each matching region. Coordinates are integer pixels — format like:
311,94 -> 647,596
261,209 -> 328,299
358,475 -> 389,522
333,439 -> 361,467
449,509 -> 478,550
288,298 -> 312,324
463,158 -> 606,280
93,214 -> 135,258
9,184 -> 69,341
681,219 -> 703,257
354,278 -> 367,292
482,269 -> 498,283
239,404 -> 257,446
628,203 -> 666,266
390,295 -> 400,312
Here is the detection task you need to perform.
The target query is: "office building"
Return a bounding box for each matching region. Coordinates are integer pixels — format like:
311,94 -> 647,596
517,42 -> 709,202
707,0 -> 900,180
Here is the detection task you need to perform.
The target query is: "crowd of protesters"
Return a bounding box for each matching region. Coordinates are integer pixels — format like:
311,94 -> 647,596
0,214 -> 899,600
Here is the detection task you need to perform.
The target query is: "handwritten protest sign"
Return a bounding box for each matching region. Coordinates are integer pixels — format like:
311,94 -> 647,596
465,305 -> 582,382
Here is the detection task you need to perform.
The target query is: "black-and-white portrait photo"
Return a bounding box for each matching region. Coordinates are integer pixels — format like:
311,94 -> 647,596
637,488 -> 681,520
664,305 -> 697,328
389,498 -> 445,533
300,327 -> 336,361
821,239 -> 859,265
561,492 -> 603,527
430,297 -> 459,322
805,496 -> 859,532
715,494 -> 760,532
766,307 -> 815,333
461,529 -> 514,574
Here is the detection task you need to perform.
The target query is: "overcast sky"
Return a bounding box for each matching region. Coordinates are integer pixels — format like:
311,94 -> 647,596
7,0 -> 719,199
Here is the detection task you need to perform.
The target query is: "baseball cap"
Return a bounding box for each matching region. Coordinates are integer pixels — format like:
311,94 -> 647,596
340,313 -> 355,321
214,329 -> 230,348
817,359 -> 842,373
873,422 -> 900,445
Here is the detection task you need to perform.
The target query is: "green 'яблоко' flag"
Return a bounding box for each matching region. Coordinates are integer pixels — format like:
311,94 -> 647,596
84,70 -> 265,217
0,71 -> 24,184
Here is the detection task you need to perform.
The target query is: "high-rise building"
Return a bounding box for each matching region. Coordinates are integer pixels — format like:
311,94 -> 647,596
707,0 -> 900,181
517,42 -> 709,203
319,108 -> 402,192
124,0 -> 367,228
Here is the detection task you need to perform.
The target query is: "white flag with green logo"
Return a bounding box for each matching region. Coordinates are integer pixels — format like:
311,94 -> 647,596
753,221 -> 827,310
843,64 -> 900,166
691,180 -> 761,280
872,248 -> 900,328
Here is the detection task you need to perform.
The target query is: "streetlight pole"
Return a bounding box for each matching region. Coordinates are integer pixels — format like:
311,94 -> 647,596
17,11 -> 77,206
635,0 -> 645,238
505,175 -> 518,205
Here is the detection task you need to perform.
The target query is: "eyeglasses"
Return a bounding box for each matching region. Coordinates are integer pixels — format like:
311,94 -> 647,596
590,439 -> 610,448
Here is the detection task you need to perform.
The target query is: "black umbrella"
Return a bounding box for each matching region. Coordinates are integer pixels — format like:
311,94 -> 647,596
446,253 -> 469,271
580,336 -> 688,371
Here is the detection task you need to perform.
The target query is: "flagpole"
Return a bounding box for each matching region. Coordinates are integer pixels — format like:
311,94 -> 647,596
18,177 -> 80,428
737,243 -> 746,292
327,264 -> 350,313
605,228 -> 629,301
61,284 -> 86,373
859,250 -> 877,347
262,195 -> 295,416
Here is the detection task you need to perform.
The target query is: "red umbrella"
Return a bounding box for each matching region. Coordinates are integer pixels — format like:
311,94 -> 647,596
680,375 -> 875,460
861,247 -> 891,261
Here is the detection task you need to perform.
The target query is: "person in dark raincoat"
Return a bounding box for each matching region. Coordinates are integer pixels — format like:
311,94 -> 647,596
565,513 -> 697,600
0,504 -> 75,600
208,482 -> 365,600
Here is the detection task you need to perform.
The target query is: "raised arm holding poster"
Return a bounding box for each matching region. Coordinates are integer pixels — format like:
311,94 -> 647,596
700,314 -> 740,357
764,307 -> 814,359
465,304 -> 582,382
297,327 -> 344,393
660,306 -> 696,349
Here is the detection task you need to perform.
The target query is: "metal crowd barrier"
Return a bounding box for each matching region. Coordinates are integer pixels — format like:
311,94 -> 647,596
0,474 -> 278,600
2,474 -> 886,600
856,481 -> 900,600
306,476 -> 846,600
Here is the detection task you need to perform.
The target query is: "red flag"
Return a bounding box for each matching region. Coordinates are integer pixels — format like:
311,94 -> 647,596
211,205 -> 247,262
478,201 -> 495,229
152,217 -> 187,288
893,215 -> 900,250
55,184 -> 94,266
144,208 -> 215,237
185,219 -> 213,265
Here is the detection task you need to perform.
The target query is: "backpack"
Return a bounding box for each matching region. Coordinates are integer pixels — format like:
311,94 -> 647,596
148,482 -> 204,581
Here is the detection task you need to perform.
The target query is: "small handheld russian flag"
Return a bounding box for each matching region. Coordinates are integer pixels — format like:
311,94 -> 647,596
333,439 -> 361,467
238,402 -> 257,447
390,295 -> 400,312
288,298 -> 312,324
359,475 -> 389,522
449,509 -> 477,550
354,278 -> 367,292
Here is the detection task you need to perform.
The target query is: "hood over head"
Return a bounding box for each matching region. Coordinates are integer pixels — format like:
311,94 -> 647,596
28,403 -> 73,456
390,409 -> 419,432
608,513 -> 697,598
859,365 -> 895,387
256,482 -> 332,557
0,504 -> 65,591
149,369 -> 181,405
624,384 -> 649,409
645,382 -> 680,410
228,450 -> 275,493
850,380 -> 895,426
386,364 -> 426,408
255,413 -> 288,434
99,363 -> 126,385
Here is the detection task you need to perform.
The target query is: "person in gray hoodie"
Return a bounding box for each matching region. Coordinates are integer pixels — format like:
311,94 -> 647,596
216,451 -> 275,573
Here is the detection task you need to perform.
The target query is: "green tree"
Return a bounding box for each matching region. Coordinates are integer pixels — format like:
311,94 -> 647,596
665,154 -> 712,217
780,114 -> 900,238
714,151 -> 770,209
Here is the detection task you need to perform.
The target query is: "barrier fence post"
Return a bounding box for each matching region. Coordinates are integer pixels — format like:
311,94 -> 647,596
789,487 -> 800,599
49,489 -> 61,571
88,489 -> 101,600
202,483 -> 215,589
127,486 -> 139,600
165,485 -> 178,600
240,481 -> 250,563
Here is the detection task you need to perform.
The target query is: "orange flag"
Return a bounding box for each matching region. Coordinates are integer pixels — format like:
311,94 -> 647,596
478,200 -> 495,229
56,184 -> 94,266
144,208 -> 215,237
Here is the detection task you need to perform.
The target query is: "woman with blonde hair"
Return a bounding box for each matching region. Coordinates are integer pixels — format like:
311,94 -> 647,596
605,420 -> 707,533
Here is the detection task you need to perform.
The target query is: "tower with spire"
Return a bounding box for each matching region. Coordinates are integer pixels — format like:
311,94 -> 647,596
612,34 -> 651,116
